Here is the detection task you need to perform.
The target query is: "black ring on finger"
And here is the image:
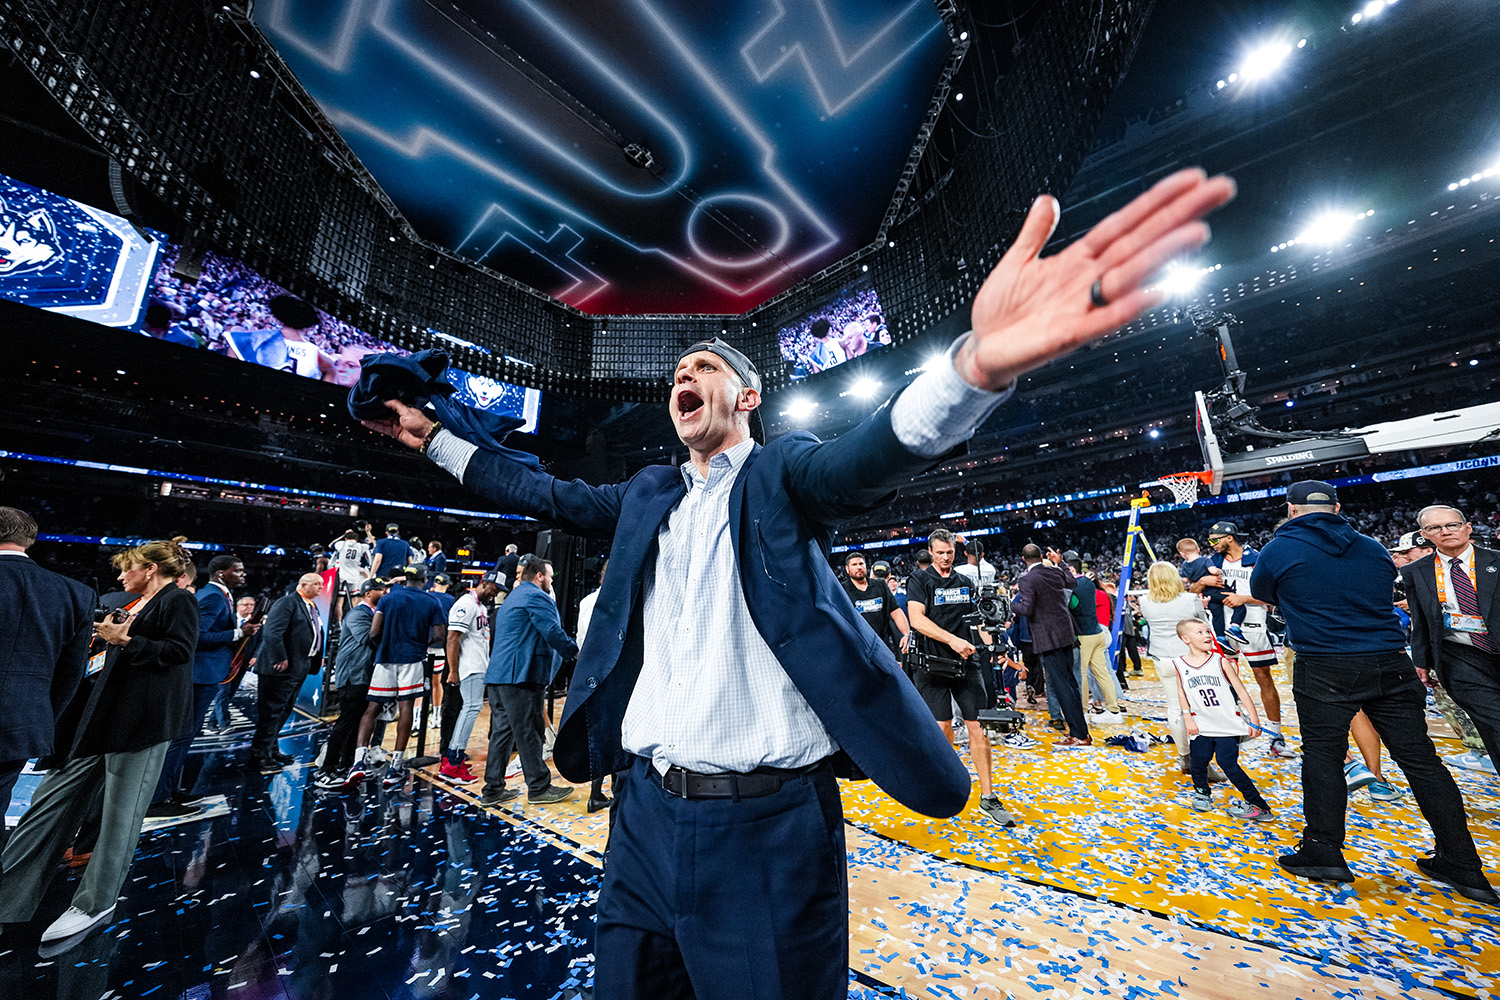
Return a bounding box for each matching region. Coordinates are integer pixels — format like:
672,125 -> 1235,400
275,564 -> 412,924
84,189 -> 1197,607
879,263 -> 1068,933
1089,278 -> 1109,309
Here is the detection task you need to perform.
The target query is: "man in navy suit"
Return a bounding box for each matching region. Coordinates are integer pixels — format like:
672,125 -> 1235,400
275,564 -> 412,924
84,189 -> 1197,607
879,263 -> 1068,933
362,170 -> 1235,998
149,555 -> 259,816
480,555 -> 577,806
0,507 -> 95,825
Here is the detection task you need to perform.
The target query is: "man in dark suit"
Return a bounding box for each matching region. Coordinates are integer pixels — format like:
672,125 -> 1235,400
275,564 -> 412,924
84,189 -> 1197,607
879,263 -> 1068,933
360,169 -> 1235,997
1403,504 -> 1500,773
149,554 -> 260,815
1012,544 -> 1092,744
480,555 -> 577,806
0,507 -> 95,824
250,573 -> 324,774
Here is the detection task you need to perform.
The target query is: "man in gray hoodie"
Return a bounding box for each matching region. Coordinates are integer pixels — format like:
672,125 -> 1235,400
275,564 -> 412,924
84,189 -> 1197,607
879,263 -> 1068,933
1250,481 -> 1495,905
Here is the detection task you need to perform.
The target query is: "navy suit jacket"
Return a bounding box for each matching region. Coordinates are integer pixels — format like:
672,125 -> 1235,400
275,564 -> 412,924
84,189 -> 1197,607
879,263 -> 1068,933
487,581 -> 578,685
0,554 -> 96,761
455,402 -> 972,818
193,584 -> 238,685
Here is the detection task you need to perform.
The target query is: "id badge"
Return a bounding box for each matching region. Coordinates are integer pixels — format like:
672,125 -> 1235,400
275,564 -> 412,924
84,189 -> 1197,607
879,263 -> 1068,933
1444,611 -> 1489,635
86,650 -> 107,677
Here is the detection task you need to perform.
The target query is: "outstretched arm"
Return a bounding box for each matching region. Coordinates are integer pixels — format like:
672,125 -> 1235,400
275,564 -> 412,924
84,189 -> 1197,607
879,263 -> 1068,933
362,400 -> 626,536
956,169 -> 1235,391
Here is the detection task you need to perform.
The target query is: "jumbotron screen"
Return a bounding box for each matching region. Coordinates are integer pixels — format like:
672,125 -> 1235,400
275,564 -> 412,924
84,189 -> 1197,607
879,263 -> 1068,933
0,170 -> 540,433
0,172 -> 163,327
777,275 -> 889,381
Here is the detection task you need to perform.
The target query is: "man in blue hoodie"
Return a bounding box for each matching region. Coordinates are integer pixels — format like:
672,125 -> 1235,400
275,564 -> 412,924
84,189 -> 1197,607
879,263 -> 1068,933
1250,481 -> 1496,905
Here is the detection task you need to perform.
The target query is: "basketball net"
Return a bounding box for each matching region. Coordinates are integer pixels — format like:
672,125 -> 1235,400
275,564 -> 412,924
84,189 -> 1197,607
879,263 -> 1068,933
1137,470 -> 1211,508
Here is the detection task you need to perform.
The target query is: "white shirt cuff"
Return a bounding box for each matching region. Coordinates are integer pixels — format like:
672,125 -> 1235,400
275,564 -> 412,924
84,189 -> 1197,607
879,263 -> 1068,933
233,627 -> 243,640
428,429 -> 480,481
890,332 -> 1014,458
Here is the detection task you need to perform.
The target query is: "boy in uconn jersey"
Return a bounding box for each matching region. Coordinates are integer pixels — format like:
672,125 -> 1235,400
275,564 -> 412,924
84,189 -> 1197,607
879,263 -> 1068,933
1174,618 -> 1273,821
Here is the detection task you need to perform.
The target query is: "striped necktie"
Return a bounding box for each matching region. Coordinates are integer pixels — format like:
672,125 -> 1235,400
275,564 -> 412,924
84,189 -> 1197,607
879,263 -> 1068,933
1449,557 -> 1495,653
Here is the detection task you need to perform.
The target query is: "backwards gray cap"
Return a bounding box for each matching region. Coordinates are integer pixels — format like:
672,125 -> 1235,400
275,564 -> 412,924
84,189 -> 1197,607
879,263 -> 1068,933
677,338 -> 764,443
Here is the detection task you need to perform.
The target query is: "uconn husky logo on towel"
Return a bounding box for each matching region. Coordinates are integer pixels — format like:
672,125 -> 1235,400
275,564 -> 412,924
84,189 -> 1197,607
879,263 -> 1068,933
0,172 -> 164,326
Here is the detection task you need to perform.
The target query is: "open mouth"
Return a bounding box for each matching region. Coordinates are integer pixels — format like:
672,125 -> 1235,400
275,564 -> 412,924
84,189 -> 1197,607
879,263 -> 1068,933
676,387 -> 704,417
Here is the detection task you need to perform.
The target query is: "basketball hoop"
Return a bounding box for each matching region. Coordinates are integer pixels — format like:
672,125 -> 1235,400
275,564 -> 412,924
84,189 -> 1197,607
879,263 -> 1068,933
1140,470 -> 1214,508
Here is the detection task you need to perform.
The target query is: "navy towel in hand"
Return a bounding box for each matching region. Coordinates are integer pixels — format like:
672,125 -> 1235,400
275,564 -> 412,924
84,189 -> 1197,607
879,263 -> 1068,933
346,349 -> 541,469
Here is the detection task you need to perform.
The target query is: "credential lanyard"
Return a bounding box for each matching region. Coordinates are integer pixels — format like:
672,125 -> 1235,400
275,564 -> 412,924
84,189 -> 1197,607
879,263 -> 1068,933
1434,550 -> 1476,607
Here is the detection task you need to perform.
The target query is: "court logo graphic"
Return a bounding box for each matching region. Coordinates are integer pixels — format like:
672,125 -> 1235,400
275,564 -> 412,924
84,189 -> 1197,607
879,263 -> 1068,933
0,196 -> 61,276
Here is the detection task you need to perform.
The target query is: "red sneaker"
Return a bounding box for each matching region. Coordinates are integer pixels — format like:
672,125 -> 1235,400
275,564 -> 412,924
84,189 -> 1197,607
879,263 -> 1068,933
455,762 -> 479,783
439,759 -> 467,781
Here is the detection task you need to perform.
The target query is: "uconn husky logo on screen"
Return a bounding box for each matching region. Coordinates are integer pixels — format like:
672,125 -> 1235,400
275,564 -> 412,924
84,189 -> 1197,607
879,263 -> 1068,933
0,172 -> 165,326
0,195 -> 61,277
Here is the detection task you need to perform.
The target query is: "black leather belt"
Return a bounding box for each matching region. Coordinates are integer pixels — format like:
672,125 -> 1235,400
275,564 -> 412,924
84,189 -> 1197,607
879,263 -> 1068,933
649,761 -> 825,800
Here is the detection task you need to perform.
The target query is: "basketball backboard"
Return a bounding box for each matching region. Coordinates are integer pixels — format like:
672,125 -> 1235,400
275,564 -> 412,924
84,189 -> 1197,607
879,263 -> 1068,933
1194,390 -> 1224,495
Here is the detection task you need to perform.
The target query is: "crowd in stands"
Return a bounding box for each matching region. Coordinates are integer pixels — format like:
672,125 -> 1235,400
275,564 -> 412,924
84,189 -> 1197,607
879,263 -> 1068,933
147,246 -> 401,386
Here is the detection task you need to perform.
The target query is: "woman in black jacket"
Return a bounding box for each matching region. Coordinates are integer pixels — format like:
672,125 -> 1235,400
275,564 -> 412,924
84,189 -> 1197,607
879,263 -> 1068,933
0,536 -> 198,946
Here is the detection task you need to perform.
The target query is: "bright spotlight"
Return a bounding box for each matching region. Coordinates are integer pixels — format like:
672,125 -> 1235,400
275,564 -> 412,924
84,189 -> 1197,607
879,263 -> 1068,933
1240,41 -> 1293,81
1363,0 -> 1386,17
783,397 -> 817,421
924,354 -> 948,372
1148,429 -> 1161,439
850,377 -> 882,399
1298,210 -> 1367,245
1158,264 -> 1203,297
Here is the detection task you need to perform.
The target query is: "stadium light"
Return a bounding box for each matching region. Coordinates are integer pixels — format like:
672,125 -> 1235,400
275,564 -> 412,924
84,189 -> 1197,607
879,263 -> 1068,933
1294,208 -> 1373,246
1148,429 -> 1161,439
1240,41 -> 1294,81
849,377 -> 882,399
1155,261 -> 1222,297
783,397 -> 817,421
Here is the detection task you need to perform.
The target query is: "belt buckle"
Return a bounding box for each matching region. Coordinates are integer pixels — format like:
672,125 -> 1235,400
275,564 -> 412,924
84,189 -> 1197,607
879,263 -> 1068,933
661,765 -> 690,798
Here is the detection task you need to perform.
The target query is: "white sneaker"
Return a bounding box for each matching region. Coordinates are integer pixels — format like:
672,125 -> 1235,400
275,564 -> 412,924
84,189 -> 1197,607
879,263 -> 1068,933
505,755 -> 524,780
1445,750 -> 1498,775
41,905 -> 115,943
1002,732 -> 1039,749
1087,710 -> 1125,726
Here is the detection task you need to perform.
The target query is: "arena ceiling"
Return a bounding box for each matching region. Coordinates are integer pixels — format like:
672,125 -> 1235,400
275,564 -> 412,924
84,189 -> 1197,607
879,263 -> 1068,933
253,0 -> 960,315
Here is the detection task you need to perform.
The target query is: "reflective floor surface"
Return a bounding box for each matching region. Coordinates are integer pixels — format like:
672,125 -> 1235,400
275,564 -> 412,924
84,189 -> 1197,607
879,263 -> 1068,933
0,727 -> 599,1000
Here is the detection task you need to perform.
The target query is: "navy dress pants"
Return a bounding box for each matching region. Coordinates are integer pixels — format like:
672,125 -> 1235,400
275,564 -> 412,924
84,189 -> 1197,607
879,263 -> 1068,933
595,756 -> 847,1000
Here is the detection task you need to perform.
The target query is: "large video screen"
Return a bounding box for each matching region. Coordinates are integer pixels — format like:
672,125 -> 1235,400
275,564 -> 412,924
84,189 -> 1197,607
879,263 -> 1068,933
777,276 -> 889,381
145,246 -> 541,432
0,173 -> 164,327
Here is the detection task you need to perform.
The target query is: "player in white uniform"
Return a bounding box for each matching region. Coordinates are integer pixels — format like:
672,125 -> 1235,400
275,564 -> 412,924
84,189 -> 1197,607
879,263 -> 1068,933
1173,619 -> 1274,821
330,528 -> 372,620
1206,522 -> 1295,757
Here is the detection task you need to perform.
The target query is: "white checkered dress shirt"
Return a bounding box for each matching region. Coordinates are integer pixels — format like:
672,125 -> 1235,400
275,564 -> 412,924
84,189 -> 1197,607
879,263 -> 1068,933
428,333 -> 1011,774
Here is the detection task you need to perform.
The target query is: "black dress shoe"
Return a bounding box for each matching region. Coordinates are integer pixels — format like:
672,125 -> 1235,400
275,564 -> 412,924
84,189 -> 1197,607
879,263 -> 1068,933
1277,840 -> 1354,883
1416,852 -> 1500,905
273,751 -> 295,764
249,758 -> 283,775
587,795 -> 612,814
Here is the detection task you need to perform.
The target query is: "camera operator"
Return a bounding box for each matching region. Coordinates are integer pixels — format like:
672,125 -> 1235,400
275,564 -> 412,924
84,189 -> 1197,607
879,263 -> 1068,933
906,529 -> 1000,814
841,551 -> 910,654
